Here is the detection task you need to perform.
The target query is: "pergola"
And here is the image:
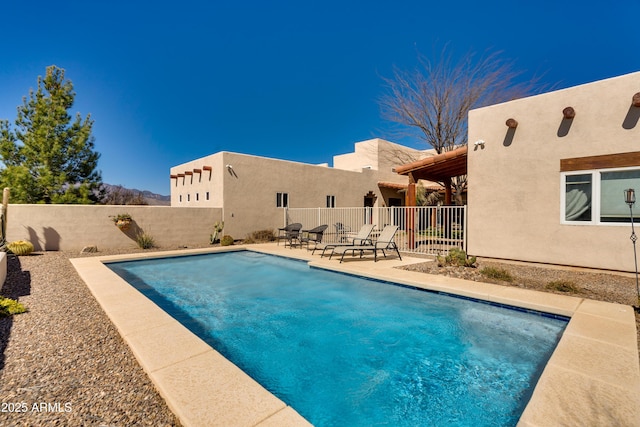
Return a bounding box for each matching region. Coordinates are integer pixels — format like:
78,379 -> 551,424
394,145 -> 468,205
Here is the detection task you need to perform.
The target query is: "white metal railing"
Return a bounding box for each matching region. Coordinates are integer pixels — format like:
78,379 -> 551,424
284,206 -> 466,256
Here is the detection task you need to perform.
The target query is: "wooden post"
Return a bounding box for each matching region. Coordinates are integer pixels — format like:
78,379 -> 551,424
444,177 -> 452,205
406,173 -> 416,249
406,173 -> 416,207
443,178 -> 452,238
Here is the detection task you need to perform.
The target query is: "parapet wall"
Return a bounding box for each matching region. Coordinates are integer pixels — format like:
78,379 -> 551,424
7,205 -> 223,251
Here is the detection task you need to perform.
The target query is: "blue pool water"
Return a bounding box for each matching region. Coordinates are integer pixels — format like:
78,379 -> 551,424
107,251 -> 567,427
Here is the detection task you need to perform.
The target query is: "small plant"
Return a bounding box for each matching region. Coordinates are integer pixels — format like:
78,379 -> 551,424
135,231 -> 155,249
7,240 -> 34,256
220,235 -> 234,246
437,248 -> 476,267
0,296 -> 27,317
546,280 -> 579,293
112,213 -> 133,231
480,266 -> 514,282
210,221 -> 224,244
244,229 -> 276,243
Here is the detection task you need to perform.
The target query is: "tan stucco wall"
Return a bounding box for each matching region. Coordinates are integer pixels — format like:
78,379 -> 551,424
333,138 -> 427,182
169,139 -> 423,239
170,153 -> 225,207
218,151 -> 390,238
8,205 -> 222,251
468,71 -> 640,271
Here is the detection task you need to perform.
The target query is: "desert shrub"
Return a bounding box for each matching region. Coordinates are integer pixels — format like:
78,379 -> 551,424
480,266 -> 514,282
7,240 -> 34,256
0,296 -> 27,317
210,221 -> 224,244
546,280 -> 579,293
135,231 -> 156,249
245,229 -> 276,243
437,248 -> 476,267
220,235 -> 234,246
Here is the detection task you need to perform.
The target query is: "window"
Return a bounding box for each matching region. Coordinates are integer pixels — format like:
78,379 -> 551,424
196,193 -> 199,201
187,194 -> 190,202
326,195 -> 336,208
562,167 -> 640,224
206,192 -> 210,200
564,174 -> 592,221
601,170 -> 640,222
179,195 -> 182,202
276,192 -> 289,208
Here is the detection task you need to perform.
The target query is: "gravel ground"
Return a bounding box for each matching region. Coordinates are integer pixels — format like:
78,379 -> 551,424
0,248 -> 187,427
1,247 -> 639,426
401,257 -> 640,357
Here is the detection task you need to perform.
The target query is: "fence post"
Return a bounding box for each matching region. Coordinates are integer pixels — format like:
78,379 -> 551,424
463,205 -> 468,253
406,207 -> 415,250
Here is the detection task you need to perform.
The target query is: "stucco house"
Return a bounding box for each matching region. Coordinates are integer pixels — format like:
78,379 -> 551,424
170,138 -> 429,239
467,71 -> 640,272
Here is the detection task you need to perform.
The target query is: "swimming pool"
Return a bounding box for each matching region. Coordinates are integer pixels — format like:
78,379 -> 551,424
107,250 -> 568,427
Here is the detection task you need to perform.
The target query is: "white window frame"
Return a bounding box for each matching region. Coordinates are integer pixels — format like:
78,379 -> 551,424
561,166 -> 640,226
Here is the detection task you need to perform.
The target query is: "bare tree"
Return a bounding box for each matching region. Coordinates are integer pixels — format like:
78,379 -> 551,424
380,48 -> 541,154
379,47 -> 545,203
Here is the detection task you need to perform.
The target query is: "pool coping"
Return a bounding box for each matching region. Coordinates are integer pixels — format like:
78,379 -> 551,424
70,244 -> 640,427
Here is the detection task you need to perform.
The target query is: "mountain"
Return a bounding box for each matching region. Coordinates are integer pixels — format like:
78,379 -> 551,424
102,184 -> 171,206
139,189 -> 171,206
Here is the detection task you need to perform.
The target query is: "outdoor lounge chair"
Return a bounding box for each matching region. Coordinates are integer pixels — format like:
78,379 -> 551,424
312,223 -> 375,257
299,224 -> 328,250
330,225 -> 401,263
276,223 -> 303,248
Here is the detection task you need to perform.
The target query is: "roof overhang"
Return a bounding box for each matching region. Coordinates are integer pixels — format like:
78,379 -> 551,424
395,145 -> 468,181
377,181 -> 407,191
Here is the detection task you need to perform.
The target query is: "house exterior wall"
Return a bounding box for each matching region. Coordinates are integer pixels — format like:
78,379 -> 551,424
170,139 -> 422,239
333,138 -> 427,182
170,152 -> 225,207
218,152 -> 385,238
467,71 -> 640,271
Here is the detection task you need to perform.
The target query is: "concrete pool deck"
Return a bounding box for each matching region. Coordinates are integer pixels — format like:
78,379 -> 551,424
70,244 -> 640,427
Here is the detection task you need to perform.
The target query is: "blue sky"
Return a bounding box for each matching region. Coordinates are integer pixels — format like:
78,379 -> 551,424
1,1 -> 639,195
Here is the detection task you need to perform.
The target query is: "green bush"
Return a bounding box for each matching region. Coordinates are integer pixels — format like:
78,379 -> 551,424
135,231 -> 155,249
220,235 -> 234,246
7,240 -> 34,256
0,296 -> 27,317
546,280 -> 579,293
437,248 -> 476,267
480,266 -> 514,282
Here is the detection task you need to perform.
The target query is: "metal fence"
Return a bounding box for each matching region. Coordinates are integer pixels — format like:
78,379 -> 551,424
284,206 -> 467,256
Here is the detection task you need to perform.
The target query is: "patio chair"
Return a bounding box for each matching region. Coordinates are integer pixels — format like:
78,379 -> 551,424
276,223 -> 303,248
334,222 -> 352,242
312,223 -> 375,257
330,225 -> 401,263
299,224 -> 328,250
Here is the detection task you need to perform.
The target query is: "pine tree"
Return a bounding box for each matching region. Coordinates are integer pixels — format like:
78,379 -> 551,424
0,65 -> 102,203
